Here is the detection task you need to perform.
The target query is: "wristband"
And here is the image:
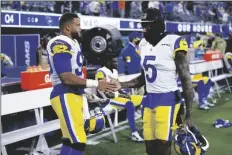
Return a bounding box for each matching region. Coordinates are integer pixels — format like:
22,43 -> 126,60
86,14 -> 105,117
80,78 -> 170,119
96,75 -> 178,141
86,79 -> 99,88
114,92 -> 119,98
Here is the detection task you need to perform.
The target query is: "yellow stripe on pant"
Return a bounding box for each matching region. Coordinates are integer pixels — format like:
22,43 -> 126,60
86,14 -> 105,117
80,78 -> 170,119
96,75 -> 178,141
50,93 -> 87,143
111,95 -> 143,109
191,74 -> 210,84
143,103 -> 180,141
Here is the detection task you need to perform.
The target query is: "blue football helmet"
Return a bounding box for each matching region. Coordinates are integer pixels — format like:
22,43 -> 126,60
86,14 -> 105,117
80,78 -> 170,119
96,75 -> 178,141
84,97 -> 110,134
213,118 -> 232,128
174,126 -> 209,155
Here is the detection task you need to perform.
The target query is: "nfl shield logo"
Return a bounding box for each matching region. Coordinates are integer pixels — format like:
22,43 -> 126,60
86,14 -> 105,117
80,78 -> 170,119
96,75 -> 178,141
141,13 -> 147,20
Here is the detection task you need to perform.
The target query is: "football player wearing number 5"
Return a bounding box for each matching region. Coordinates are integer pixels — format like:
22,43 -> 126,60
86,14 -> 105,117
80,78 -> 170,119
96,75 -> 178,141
112,8 -> 195,155
47,13 -> 117,155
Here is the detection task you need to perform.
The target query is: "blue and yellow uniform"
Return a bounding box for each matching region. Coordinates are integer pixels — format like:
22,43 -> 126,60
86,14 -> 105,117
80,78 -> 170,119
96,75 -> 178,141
47,35 -> 87,149
139,35 -> 188,141
95,66 -> 144,141
177,74 -> 213,110
191,74 -> 213,109
95,66 -> 143,107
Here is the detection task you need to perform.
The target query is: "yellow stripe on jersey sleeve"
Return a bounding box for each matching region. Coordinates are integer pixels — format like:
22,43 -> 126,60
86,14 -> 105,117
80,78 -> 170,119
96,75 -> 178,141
226,54 -> 232,59
174,37 -> 188,56
95,71 -> 105,80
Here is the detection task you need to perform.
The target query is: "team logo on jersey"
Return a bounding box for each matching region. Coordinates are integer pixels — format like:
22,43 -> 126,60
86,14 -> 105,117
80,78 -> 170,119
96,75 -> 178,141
174,37 -> 188,53
179,39 -> 188,51
52,44 -> 72,55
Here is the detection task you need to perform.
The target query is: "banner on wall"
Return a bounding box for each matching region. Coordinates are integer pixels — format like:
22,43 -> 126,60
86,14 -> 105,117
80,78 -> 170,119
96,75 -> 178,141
1,12 -> 20,26
1,10 -> 230,33
80,15 -> 120,29
1,34 -> 39,66
20,13 -> 60,28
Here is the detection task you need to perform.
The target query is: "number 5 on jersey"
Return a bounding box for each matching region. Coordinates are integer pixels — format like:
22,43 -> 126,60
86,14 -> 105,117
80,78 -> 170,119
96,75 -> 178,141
143,56 -> 157,83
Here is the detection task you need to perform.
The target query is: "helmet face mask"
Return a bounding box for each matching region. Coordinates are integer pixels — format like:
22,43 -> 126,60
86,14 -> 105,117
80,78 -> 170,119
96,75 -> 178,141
174,126 -> 209,155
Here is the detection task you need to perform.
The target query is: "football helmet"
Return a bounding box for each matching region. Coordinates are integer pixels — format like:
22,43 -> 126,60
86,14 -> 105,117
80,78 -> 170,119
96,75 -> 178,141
84,102 -> 106,134
224,52 -> 232,73
84,95 -> 110,134
213,118 -> 232,128
174,125 -> 209,155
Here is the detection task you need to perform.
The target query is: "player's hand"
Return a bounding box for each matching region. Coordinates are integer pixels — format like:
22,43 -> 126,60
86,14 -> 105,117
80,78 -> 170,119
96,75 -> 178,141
97,79 -> 117,92
184,113 -> 194,128
119,94 -> 131,100
108,76 -> 121,91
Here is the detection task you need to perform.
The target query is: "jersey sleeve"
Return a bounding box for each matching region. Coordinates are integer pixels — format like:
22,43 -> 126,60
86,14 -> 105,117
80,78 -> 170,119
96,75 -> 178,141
95,71 -> 106,80
173,36 -> 188,57
49,39 -> 73,74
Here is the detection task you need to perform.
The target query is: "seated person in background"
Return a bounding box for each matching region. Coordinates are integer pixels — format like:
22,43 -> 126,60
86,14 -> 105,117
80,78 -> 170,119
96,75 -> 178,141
37,32 -> 58,70
211,33 -> 227,56
36,37 -> 49,69
193,36 -> 204,50
178,74 -> 215,110
95,57 -> 144,142
224,52 -> 232,73
1,53 -> 14,78
191,74 -> 215,110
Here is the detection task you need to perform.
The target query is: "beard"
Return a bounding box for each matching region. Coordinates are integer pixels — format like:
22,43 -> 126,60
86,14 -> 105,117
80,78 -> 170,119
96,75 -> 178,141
71,31 -> 82,43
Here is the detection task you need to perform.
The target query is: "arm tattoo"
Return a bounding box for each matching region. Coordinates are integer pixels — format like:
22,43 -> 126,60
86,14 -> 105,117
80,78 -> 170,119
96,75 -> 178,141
120,71 -> 146,88
175,51 -> 194,115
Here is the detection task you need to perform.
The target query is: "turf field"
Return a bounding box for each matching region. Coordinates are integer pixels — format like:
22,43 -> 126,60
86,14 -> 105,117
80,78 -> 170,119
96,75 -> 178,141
85,92 -> 232,155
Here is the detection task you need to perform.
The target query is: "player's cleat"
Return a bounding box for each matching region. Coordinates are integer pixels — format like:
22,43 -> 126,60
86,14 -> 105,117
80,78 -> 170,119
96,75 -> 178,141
198,104 -> 210,110
131,131 -> 144,143
203,99 -> 215,107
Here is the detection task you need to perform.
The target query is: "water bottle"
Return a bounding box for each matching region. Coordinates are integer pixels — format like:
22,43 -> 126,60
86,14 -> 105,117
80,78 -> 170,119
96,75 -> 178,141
195,49 -> 204,60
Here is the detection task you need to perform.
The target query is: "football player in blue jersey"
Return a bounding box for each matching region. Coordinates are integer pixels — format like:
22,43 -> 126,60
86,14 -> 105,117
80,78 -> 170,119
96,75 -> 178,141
47,13 -> 117,155
111,8 -> 195,155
